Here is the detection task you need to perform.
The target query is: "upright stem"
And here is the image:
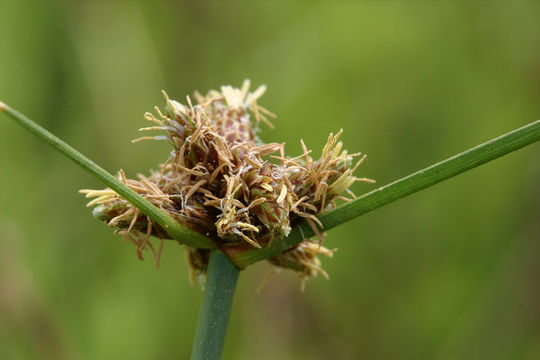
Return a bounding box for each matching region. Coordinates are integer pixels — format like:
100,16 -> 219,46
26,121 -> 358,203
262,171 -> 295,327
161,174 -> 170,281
192,250 -> 240,360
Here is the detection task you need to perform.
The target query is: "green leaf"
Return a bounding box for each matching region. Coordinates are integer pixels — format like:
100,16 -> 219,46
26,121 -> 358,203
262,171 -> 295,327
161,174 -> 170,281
0,102 -> 215,249
231,119 -> 540,267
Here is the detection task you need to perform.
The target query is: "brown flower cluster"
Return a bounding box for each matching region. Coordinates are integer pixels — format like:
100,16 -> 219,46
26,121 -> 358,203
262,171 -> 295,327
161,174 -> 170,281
80,80 -> 374,286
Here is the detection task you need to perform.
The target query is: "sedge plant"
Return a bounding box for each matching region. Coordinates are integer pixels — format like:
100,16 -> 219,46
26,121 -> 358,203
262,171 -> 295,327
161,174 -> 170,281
1,81 -> 539,360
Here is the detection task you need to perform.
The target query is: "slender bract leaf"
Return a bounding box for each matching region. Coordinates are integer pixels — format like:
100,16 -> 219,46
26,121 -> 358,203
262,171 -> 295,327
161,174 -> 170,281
192,249 -> 240,360
0,102 -> 215,249
232,119 -> 540,267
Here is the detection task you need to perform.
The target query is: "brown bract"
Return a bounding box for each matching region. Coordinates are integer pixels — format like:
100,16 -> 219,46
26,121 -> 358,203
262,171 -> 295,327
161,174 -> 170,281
80,80 -> 374,286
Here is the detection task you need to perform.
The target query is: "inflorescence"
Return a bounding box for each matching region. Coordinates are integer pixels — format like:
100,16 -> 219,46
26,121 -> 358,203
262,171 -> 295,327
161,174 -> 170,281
80,80 -> 374,287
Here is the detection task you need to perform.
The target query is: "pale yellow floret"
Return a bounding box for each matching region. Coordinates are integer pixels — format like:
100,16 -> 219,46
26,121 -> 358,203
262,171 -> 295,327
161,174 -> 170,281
131,136 -> 160,143
162,90 -> 188,116
108,207 -> 136,227
235,222 -> 259,232
240,79 -> 251,101
85,195 -> 116,207
238,232 -> 261,248
154,106 -> 170,123
246,198 -> 267,209
260,183 -> 273,192
328,169 -> 356,195
144,112 -> 162,125
250,142 -> 282,156
118,169 -> 128,183
246,84 -> 267,105
79,189 -> 117,198
79,189 -> 118,207
302,242 -> 336,258
277,184 -> 288,203
138,126 -> 165,132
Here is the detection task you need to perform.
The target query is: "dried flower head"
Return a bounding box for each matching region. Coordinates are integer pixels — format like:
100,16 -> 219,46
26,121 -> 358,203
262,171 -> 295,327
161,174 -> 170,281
80,80 -> 374,286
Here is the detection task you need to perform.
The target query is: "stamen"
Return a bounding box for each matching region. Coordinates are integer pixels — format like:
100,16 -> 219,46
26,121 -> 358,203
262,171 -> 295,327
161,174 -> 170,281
184,179 -> 207,203
277,184 -> 288,203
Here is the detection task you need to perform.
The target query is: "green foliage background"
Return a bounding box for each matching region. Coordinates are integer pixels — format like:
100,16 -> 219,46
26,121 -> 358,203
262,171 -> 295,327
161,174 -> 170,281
1,1 -> 539,359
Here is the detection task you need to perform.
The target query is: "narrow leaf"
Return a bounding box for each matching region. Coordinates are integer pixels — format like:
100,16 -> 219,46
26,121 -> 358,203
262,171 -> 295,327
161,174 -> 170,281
232,119 -> 540,267
0,101 -> 215,249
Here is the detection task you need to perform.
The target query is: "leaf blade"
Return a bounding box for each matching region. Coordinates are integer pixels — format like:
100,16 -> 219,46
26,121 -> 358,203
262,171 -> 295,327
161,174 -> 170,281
1,102 -> 215,249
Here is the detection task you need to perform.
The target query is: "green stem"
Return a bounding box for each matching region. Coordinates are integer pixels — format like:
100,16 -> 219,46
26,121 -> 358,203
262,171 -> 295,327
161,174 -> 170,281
232,119 -> 540,267
0,102 -> 215,249
192,249 -> 240,360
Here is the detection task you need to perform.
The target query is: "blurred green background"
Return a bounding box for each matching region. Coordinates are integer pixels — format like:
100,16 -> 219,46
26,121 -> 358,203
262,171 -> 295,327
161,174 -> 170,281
1,1 -> 539,359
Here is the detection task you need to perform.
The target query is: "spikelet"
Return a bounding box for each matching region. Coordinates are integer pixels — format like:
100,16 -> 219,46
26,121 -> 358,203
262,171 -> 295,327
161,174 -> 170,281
81,80 -> 374,285
268,241 -> 336,291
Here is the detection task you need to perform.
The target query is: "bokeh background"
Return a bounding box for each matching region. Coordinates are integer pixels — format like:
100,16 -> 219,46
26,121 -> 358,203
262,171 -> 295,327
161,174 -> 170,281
1,1 -> 539,359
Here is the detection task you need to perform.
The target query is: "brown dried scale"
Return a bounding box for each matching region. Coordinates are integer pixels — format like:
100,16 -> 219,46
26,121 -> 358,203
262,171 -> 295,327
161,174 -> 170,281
80,80 -> 374,286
